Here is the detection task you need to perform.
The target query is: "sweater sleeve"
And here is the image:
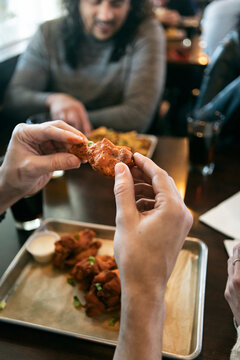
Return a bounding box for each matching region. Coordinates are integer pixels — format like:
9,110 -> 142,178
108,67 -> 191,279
88,20 -> 166,133
230,325 -> 240,360
3,23 -> 52,122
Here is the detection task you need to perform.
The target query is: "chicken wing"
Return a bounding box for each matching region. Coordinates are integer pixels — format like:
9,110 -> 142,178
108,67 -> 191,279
68,133 -> 89,162
71,255 -> 117,290
84,269 -> 121,317
69,137 -> 134,177
52,229 -> 101,269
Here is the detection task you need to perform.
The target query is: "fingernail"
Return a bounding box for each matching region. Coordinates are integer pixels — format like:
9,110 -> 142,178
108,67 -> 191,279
115,162 -> 126,176
67,156 -> 80,168
67,136 -> 81,144
134,152 -> 141,159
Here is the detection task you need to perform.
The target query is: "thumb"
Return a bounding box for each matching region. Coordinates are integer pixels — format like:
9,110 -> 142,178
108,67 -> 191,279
114,162 -> 137,226
32,153 -> 81,175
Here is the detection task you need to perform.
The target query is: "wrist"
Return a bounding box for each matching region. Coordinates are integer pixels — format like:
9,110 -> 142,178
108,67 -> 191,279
115,290 -> 165,360
121,285 -> 166,313
120,283 -> 166,333
120,273 -> 168,303
0,167 -> 22,213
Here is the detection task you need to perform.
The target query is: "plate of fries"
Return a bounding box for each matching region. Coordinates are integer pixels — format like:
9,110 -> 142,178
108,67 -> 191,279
89,127 -> 158,158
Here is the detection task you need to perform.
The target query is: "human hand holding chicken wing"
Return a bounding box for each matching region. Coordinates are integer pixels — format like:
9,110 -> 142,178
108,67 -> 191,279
113,153 -> 193,360
0,121 -> 83,215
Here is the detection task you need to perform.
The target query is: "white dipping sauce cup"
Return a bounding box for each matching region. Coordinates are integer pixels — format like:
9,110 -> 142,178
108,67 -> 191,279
26,231 -> 60,263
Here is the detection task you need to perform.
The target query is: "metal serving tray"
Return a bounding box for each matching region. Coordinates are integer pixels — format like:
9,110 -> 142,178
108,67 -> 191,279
0,219 -> 208,359
137,134 -> 158,159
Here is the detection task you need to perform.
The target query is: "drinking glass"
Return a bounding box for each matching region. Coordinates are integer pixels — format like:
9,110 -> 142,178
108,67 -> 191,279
187,112 -> 224,175
10,190 -> 43,231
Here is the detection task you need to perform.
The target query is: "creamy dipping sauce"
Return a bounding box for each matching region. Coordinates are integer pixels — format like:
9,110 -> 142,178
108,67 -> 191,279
28,235 -> 57,255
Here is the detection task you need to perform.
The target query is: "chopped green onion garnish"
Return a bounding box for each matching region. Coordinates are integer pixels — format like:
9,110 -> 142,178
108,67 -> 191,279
88,141 -> 94,146
108,317 -> 119,326
88,256 -> 95,266
74,234 -> 79,240
0,301 -> 6,310
95,283 -> 102,291
67,278 -> 76,287
73,296 -> 82,309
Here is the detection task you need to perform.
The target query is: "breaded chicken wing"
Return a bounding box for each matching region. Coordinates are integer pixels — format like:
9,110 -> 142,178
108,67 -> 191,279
52,229 -> 101,269
85,269 -> 121,317
71,255 -> 117,290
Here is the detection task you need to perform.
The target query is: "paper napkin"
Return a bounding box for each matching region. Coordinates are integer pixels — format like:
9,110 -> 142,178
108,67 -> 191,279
199,191 -> 240,239
224,239 -> 240,257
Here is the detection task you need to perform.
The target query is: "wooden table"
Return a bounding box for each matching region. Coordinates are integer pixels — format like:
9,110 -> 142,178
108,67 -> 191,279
0,136 -> 239,360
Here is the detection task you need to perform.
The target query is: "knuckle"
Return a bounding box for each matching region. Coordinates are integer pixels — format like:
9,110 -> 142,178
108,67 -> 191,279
18,157 -> 34,178
114,180 -> 128,197
49,154 -> 61,171
53,119 -> 64,126
232,276 -> 240,290
160,168 -> 169,178
224,287 -> 231,301
153,169 -> 168,183
115,211 -> 131,229
233,245 -> 240,258
163,195 -> 182,214
225,279 -> 235,295
13,123 -> 27,137
49,120 -> 60,128
43,123 -> 54,132
164,197 -> 192,230
115,211 -> 124,225
184,208 -> 193,229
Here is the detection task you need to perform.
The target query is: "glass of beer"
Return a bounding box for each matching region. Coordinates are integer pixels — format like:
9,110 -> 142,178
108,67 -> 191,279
187,112 -> 224,175
10,190 -> 43,231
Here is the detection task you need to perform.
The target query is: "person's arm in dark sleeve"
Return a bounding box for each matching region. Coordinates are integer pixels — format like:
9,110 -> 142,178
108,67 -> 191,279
195,30 -> 240,108
3,24 -> 52,122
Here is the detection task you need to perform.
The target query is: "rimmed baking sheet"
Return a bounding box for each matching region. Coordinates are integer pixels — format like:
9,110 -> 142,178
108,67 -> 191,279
0,219 -> 208,359
137,134 -> 158,158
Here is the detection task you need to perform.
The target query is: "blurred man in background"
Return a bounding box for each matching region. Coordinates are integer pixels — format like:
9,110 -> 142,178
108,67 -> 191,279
3,0 -> 166,134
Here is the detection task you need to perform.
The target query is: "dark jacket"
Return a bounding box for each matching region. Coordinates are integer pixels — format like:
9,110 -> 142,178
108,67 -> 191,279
167,0 -> 198,16
194,29 -> 240,140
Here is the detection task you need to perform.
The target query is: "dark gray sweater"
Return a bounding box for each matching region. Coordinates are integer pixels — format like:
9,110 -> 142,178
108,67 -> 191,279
4,17 -> 166,132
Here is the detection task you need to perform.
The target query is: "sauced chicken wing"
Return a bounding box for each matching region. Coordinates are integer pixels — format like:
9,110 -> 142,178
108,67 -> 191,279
68,133 -> 89,162
87,138 -> 134,177
71,255 -> 117,290
69,137 -> 134,177
52,229 -> 101,269
85,269 -> 121,317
